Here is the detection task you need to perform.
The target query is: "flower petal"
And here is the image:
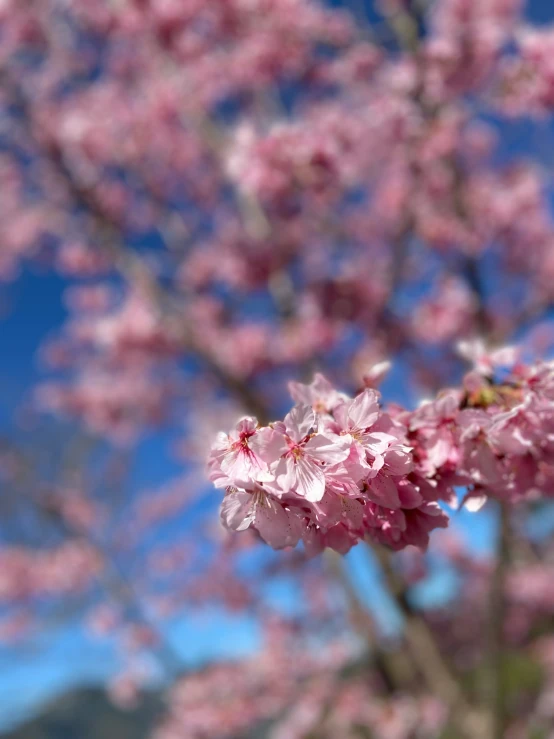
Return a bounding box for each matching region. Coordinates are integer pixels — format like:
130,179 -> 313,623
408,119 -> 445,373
277,455 -> 325,502
220,489 -> 254,531
367,474 -> 401,509
305,433 -> 350,464
254,497 -> 302,549
348,389 -> 380,430
250,427 -> 288,464
283,404 -> 316,442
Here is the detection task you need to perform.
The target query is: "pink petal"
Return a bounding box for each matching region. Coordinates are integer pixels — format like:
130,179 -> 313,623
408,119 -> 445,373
288,373 -> 338,408
426,429 -> 453,470
250,427 -> 288,463
308,491 -> 343,526
384,449 -> 414,475
332,402 -> 349,431
348,389 -> 379,430
220,447 -> 258,481
304,433 -> 350,464
396,480 -> 424,509
220,489 -> 254,531
284,404 -> 316,442
363,361 -> 391,388
364,431 -> 397,454
341,497 -> 364,531
368,474 -> 401,509
462,492 -> 488,513
325,523 -> 357,554
277,455 -> 325,502
254,497 -> 302,549
235,416 -> 258,436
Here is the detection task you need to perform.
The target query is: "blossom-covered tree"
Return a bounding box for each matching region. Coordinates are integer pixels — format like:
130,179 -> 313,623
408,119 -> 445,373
1,0 -> 554,737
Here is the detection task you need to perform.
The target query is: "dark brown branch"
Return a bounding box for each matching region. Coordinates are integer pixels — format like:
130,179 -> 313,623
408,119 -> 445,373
463,255 -> 492,338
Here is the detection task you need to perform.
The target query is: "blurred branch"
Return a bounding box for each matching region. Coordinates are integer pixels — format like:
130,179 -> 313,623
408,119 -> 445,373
386,10 -> 420,54
448,148 -> 493,341
325,550 -> 416,692
488,502 -> 511,739
387,2 -> 498,347
1,435 -> 185,681
184,109 -> 271,242
463,255 -> 492,339
370,542 -> 487,737
40,500 -> 185,682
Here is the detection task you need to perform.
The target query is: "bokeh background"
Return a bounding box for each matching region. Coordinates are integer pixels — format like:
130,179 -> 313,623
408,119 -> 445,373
1,0 -> 554,737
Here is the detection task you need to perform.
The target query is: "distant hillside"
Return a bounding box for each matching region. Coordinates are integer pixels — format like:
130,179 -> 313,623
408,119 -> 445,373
1,688 -> 164,739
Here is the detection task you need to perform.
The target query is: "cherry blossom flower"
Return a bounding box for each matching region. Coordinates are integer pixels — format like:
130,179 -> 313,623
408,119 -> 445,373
209,417 -> 266,488
253,405 -> 351,502
209,373 -> 449,554
220,484 -> 303,550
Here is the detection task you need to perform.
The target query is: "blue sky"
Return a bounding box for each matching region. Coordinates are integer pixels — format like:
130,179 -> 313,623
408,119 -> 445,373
1,0 -> 554,731
0,271 -> 66,424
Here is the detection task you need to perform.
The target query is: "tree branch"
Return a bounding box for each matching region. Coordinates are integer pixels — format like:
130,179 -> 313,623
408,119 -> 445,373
370,542 -> 487,737
488,501 -> 511,739
325,550 -> 416,693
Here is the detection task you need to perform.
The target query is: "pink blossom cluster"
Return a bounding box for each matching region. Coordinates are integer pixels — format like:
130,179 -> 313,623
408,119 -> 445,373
271,688 -> 446,739
36,289 -> 182,443
424,0 -> 523,101
209,373 -> 448,554
226,108 -> 376,212
209,351 -> 554,556
152,618 -> 447,739
37,368 -> 175,445
155,662 -> 447,739
188,300 -> 336,379
410,277 -> 477,345
402,352 -> 554,507
3,0 -> 554,424
224,87 -> 416,227
499,26 -> 554,114
66,0 -> 353,107
2,1 -> 554,733
0,542 -> 101,602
